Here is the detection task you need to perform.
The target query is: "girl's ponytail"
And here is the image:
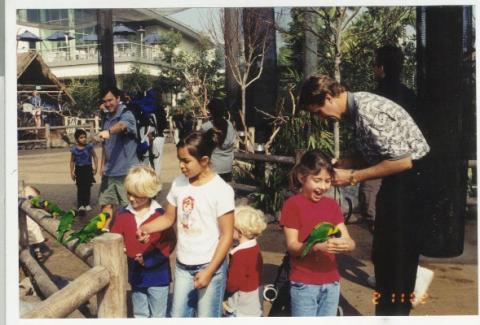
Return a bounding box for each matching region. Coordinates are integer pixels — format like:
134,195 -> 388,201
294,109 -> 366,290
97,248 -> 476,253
178,128 -> 222,160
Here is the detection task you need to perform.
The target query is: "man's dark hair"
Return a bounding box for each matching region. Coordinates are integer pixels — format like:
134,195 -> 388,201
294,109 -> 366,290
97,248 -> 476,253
375,45 -> 404,80
100,86 -> 123,99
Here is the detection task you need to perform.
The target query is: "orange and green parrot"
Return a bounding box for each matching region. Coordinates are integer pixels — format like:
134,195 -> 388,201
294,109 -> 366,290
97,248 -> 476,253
56,209 -> 76,243
301,222 -> 342,258
29,196 -> 45,208
66,212 -> 110,243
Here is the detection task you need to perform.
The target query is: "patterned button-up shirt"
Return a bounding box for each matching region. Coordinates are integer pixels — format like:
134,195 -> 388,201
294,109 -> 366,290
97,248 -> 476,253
346,92 -> 430,165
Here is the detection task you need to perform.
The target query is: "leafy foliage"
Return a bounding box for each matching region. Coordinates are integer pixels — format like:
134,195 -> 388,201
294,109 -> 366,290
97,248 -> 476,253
66,79 -> 100,117
122,64 -> 154,98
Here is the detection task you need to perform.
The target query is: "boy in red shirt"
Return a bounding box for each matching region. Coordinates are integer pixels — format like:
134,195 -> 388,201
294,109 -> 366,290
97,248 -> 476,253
111,165 -> 175,318
224,206 -> 267,317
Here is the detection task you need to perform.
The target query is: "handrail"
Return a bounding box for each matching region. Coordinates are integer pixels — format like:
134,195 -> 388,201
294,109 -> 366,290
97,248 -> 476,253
18,199 -> 128,318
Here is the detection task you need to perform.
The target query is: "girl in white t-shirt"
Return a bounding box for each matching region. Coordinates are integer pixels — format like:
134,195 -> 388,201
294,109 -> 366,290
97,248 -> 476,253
137,128 -> 235,317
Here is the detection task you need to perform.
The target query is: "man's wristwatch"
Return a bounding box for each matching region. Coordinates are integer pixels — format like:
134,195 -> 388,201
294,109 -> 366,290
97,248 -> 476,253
349,169 -> 357,186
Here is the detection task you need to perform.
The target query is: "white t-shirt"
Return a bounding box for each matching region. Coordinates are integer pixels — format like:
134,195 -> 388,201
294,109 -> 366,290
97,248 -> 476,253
167,174 -> 235,265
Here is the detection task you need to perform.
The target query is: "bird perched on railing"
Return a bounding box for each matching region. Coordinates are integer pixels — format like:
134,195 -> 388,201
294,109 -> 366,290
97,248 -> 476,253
301,222 -> 342,258
56,209 -> 76,243
29,196 -> 65,218
66,212 -> 110,243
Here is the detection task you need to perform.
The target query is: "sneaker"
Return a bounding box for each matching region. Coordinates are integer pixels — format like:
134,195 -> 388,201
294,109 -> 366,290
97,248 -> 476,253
412,266 -> 434,307
367,275 -> 376,288
84,205 -> 92,211
78,206 -> 85,211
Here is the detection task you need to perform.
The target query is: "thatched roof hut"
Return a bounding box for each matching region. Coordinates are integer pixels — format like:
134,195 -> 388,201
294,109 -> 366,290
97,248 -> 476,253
17,50 -> 76,106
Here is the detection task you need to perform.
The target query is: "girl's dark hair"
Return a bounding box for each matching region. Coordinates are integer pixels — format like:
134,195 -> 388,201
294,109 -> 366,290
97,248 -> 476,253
290,149 -> 335,190
207,98 -> 228,146
177,128 -> 222,161
74,128 -> 87,141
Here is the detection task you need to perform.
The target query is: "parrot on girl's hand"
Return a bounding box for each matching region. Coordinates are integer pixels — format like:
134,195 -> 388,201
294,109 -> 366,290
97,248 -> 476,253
56,209 -> 76,243
66,212 -> 110,243
301,222 -> 342,258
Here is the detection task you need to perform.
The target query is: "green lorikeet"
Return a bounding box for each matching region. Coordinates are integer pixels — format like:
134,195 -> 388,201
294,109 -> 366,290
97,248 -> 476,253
56,209 -> 76,243
301,222 -> 342,258
29,196 -> 46,209
66,212 -> 110,243
43,200 -> 65,218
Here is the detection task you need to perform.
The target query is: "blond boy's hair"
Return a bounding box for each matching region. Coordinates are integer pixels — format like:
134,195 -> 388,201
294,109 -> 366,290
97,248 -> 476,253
124,165 -> 161,198
234,206 -> 267,239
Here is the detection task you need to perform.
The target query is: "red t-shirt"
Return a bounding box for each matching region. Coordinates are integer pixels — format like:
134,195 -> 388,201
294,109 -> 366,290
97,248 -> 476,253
280,194 -> 343,285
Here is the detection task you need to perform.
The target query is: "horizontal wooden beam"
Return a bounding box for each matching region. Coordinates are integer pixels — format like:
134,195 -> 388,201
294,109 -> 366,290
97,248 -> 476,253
19,250 -> 86,318
234,152 -> 295,165
22,266 -> 109,319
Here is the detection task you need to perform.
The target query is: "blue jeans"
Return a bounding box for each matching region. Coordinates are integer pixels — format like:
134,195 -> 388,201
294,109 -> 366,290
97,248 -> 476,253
290,281 -> 340,316
131,285 -> 169,318
170,259 -> 227,317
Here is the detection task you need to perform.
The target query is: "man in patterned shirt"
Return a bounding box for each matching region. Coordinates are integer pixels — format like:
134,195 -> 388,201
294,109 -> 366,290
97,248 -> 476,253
299,75 -> 430,316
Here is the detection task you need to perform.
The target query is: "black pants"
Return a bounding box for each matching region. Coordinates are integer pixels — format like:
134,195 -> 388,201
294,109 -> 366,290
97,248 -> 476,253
75,164 -> 94,207
372,163 -> 423,316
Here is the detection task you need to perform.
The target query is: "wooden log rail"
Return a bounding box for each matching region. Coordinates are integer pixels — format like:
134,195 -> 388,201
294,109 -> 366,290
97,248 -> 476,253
18,123 -> 96,148
19,199 -> 127,318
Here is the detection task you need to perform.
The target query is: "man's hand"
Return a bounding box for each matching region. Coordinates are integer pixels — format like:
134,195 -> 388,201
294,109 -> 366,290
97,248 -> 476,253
193,269 -> 214,289
333,168 -> 352,186
70,172 -> 76,181
92,167 -> 97,175
98,130 -> 110,141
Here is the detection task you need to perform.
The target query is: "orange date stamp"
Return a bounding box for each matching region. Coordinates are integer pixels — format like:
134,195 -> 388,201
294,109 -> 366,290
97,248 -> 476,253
372,291 -> 429,305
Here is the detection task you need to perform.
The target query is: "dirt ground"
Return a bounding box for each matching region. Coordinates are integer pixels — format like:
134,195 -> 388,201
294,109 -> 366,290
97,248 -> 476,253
18,143 -> 478,317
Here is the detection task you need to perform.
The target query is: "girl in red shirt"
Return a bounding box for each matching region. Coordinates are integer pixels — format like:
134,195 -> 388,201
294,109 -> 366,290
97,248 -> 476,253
280,149 -> 355,316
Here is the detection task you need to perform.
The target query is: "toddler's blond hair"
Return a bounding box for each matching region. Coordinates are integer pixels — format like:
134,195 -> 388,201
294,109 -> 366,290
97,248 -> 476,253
124,165 -> 161,198
234,205 -> 267,239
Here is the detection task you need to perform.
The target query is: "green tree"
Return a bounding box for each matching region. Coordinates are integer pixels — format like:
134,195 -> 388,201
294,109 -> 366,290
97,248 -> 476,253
122,64 -> 154,97
67,79 -> 100,117
175,34 -> 224,116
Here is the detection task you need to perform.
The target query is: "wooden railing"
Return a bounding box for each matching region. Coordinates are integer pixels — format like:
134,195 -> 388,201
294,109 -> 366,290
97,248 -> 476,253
18,123 -> 96,148
18,199 -> 127,318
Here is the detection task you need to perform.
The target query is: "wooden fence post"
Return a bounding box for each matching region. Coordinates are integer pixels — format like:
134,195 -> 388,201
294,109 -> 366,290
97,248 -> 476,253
44,123 -> 51,149
18,199 -> 29,251
93,233 -> 127,318
94,115 -> 100,133
295,149 -> 306,164
89,121 -> 95,139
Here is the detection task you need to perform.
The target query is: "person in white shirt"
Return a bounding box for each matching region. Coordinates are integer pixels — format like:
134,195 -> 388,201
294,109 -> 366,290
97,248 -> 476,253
138,128 -> 234,318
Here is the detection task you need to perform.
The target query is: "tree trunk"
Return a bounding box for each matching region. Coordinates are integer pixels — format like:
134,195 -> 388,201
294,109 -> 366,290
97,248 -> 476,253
303,8 -> 318,78
97,9 -> 115,89
224,8 -> 242,116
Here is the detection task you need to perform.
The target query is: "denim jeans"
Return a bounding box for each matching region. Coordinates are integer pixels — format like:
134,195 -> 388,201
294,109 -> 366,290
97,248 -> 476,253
290,281 -> 340,316
131,285 -> 169,318
170,259 -> 227,317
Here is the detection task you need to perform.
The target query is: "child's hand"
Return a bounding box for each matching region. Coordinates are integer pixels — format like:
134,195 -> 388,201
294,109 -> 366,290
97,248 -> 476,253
193,269 -> 213,289
136,228 -> 150,243
312,241 -> 329,254
325,237 -> 355,254
134,253 -> 144,266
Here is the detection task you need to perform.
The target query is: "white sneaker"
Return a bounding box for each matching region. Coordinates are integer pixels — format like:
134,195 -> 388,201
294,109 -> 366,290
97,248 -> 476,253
367,275 -> 376,288
84,205 -> 92,211
412,266 -> 434,307
78,206 -> 85,211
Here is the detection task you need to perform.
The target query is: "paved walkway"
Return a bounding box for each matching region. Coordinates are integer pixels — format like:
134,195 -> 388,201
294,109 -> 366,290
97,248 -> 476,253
18,144 -> 478,316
